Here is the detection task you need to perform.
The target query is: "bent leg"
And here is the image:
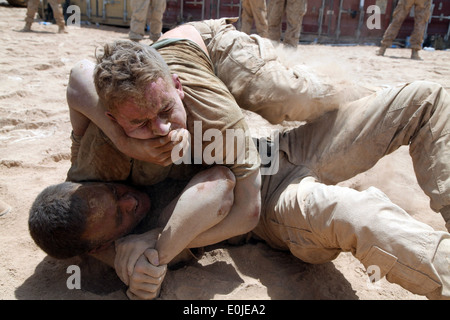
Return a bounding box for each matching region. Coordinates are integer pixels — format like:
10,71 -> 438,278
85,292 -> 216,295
67,59 -> 99,136
282,81 -> 450,215
189,18 -> 366,124
266,177 -> 450,299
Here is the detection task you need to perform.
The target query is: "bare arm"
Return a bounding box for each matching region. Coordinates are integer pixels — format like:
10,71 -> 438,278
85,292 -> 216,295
114,166 -> 237,284
180,169 -> 261,251
67,60 -> 116,137
155,167 -> 239,264
125,168 -> 260,300
119,168 -> 260,300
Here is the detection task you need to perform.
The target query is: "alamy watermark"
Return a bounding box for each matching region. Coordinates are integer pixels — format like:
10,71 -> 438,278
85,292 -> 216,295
66,5 -> 81,28
366,5 -> 382,30
366,264 -> 383,290
170,121 -> 279,176
66,265 -> 81,289
66,263 -> 384,291
64,4 -> 383,30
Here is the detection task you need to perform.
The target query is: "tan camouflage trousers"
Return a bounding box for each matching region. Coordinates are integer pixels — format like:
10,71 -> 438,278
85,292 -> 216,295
254,80 -> 450,299
381,0 -> 432,50
267,0 -> 307,47
129,0 -> 166,41
25,0 -> 65,27
241,0 -> 268,37
190,19 -> 450,298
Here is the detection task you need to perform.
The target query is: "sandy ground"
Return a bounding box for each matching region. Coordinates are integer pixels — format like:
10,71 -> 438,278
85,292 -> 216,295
1,1 -> 449,300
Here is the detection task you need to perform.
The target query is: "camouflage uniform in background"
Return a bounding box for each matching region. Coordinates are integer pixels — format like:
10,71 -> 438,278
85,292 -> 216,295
267,0 -> 307,47
241,0 -> 269,38
378,0 -> 432,59
129,0 -> 166,41
22,0 -> 66,33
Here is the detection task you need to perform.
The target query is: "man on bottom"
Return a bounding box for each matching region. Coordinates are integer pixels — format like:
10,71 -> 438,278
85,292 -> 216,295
30,166 -> 236,299
30,79 -> 450,299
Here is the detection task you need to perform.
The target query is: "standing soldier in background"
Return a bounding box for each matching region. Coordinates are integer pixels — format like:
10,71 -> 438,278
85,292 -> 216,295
129,0 -> 166,42
241,0 -> 269,37
267,0 -> 307,47
21,0 -> 67,33
377,0 -> 432,60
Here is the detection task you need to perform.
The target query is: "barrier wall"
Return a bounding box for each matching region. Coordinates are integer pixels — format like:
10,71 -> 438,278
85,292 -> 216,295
46,0 -> 450,44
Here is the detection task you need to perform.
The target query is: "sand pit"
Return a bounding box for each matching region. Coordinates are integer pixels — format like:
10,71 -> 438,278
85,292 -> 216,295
1,0 -> 449,300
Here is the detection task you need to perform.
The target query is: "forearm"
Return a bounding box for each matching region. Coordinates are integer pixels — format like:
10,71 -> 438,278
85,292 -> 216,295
67,59 -> 128,146
157,169 -> 261,264
184,170 -> 261,249
155,166 -> 236,265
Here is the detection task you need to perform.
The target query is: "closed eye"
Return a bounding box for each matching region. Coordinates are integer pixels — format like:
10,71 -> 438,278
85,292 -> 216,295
138,120 -> 149,128
161,104 -> 173,114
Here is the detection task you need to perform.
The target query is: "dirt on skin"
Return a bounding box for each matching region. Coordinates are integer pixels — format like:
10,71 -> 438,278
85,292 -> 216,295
1,0 -> 449,300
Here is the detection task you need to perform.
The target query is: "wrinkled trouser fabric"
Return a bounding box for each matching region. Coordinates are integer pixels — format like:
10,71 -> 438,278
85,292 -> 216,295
254,81 -> 450,299
129,0 -> 166,41
241,0 -> 268,37
25,0 -> 65,27
380,0 -> 432,50
258,174 -> 450,299
189,18 -> 369,124
267,0 -> 307,46
189,18 -> 450,215
189,18 -> 450,298
280,81 -> 450,215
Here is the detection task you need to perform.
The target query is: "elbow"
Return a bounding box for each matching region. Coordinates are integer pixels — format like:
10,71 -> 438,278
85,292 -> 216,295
67,59 -> 97,109
195,166 -> 236,219
67,60 -> 89,95
214,166 -> 236,218
238,170 -> 262,234
242,195 -> 261,234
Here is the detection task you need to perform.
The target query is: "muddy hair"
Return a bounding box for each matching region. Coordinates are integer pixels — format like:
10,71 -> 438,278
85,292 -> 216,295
93,40 -> 173,114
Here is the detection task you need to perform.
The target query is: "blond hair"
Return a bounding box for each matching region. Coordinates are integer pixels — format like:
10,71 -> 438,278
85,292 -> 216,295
94,40 -> 172,113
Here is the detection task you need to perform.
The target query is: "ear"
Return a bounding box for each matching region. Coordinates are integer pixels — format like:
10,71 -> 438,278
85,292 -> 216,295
172,74 -> 185,100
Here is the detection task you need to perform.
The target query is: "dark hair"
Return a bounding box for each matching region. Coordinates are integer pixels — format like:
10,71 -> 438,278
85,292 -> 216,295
28,182 -> 96,259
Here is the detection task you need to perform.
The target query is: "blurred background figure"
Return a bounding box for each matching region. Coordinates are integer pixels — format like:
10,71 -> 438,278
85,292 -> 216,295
241,0 -> 268,37
267,0 -> 307,47
21,0 -> 66,33
129,0 -> 166,42
377,0 -> 432,60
